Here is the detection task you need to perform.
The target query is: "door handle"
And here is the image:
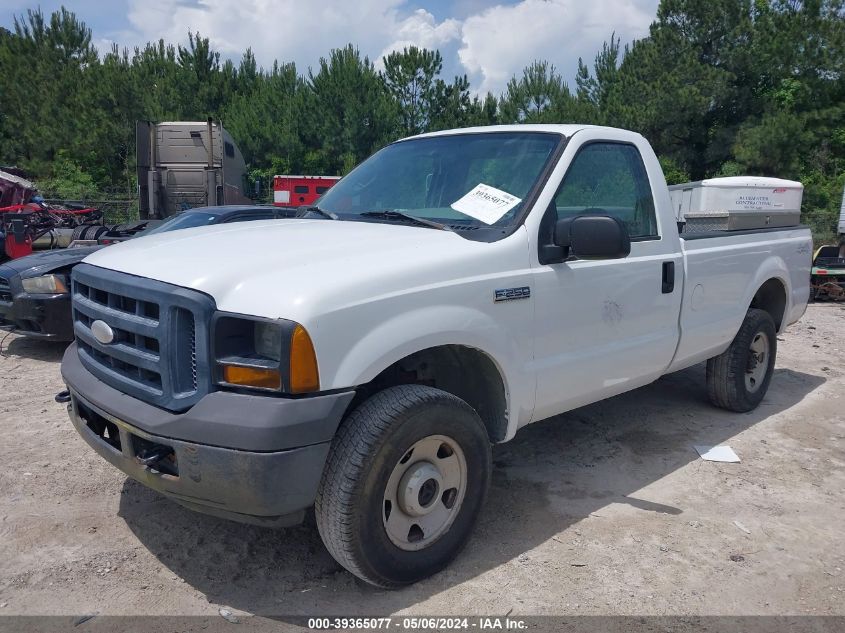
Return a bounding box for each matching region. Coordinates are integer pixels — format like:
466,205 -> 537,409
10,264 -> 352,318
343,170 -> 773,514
662,261 -> 675,294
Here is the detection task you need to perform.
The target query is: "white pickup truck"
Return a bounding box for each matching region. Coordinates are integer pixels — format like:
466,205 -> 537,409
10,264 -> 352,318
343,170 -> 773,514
60,124 -> 811,588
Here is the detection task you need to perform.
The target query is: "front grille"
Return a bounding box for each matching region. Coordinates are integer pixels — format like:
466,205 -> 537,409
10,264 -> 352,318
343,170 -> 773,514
0,276 -> 11,302
71,263 -> 215,411
188,317 -> 197,389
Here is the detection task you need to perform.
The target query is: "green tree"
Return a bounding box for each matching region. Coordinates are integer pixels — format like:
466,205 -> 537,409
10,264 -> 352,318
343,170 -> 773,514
575,32 -> 621,118
500,60 -> 575,123
223,61 -> 302,169
0,8 -> 99,175
1,2 -> 843,243
382,46 -> 443,136
302,45 -> 398,174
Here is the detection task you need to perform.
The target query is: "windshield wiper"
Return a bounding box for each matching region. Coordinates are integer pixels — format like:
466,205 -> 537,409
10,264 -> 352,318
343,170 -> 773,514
359,210 -> 450,231
296,205 -> 338,220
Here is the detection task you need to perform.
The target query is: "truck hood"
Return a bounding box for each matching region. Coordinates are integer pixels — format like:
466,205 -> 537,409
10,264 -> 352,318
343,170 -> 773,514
0,245 -> 103,280
81,219 -> 522,322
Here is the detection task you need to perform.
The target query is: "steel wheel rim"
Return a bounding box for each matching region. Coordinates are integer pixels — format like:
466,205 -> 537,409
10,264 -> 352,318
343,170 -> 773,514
382,434 -> 467,551
745,331 -> 770,393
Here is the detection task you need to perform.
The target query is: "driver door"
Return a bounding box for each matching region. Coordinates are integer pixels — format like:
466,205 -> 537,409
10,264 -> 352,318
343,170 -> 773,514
531,139 -> 683,421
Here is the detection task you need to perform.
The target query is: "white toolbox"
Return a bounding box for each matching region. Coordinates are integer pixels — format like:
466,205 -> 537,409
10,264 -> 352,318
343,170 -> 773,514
669,176 -> 803,233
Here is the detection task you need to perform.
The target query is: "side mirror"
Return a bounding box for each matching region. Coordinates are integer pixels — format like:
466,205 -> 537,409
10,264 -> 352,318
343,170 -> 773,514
553,215 -> 630,261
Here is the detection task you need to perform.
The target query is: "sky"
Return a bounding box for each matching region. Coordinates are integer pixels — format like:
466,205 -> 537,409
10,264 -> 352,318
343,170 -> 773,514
1,0 -> 660,96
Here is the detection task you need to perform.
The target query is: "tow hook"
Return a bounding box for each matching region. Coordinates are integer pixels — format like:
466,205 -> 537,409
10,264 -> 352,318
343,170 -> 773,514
136,445 -> 175,467
55,390 -> 71,403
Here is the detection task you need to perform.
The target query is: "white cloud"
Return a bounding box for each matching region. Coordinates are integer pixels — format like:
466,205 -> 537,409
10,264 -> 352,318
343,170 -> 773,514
122,0 -> 657,94
377,9 -> 461,70
126,0 -> 410,72
459,0 -> 657,95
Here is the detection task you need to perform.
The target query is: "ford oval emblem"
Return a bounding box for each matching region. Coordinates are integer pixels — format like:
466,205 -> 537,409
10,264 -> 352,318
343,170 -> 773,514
91,320 -> 115,345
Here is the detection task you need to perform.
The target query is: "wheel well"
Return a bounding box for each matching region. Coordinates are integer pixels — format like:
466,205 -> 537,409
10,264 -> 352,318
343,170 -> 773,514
750,278 -> 787,331
349,345 -> 508,443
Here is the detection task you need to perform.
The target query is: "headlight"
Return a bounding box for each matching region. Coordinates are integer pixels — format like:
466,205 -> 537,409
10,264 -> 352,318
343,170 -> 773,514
22,274 -> 68,294
212,315 -> 319,394
254,321 -> 283,361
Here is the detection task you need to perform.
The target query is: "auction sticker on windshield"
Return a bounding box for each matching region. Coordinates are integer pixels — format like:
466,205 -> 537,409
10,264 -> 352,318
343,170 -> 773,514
451,183 -> 521,225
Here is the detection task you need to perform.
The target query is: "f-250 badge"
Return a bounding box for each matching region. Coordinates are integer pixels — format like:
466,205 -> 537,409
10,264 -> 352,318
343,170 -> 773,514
494,286 -> 531,302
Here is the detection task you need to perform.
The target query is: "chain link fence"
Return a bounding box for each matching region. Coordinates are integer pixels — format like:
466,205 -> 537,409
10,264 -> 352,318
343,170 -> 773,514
40,191 -> 140,226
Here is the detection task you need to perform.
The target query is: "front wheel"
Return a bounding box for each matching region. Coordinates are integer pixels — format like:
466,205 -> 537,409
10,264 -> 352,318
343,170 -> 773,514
706,308 -> 777,412
315,385 -> 492,588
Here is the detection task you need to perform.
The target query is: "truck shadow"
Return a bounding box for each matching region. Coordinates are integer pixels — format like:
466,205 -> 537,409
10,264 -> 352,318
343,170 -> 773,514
118,363 -> 824,616
806,301 -> 845,309
0,334 -> 67,361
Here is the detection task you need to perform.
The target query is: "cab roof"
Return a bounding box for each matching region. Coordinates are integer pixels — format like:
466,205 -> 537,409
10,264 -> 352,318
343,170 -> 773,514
407,124 -> 621,140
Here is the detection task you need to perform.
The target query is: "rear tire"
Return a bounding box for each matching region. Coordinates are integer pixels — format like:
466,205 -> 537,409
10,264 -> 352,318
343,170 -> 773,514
81,225 -> 104,240
70,224 -> 87,242
706,308 -> 777,412
315,385 -> 491,588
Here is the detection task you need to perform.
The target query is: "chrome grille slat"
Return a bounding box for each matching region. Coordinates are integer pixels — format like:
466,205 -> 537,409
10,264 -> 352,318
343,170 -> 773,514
71,264 -> 214,412
77,345 -> 164,396
74,322 -> 161,371
72,295 -> 160,337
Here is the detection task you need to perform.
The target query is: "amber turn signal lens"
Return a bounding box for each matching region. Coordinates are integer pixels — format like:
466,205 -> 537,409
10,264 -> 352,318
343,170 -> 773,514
289,324 -> 320,394
221,364 -> 282,390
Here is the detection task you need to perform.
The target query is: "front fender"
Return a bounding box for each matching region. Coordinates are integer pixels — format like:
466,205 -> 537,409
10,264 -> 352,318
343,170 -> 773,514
322,303 -> 534,437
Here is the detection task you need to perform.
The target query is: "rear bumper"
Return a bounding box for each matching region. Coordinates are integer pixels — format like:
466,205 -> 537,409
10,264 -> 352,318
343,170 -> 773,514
0,292 -> 73,340
62,344 -> 356,526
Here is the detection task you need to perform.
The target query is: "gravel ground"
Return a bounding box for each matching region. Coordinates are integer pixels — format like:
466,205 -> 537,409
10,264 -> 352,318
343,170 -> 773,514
0,303 -> 843,624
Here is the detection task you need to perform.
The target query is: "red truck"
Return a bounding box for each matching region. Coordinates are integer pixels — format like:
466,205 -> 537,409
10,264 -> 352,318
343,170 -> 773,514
273,175 -> 340,208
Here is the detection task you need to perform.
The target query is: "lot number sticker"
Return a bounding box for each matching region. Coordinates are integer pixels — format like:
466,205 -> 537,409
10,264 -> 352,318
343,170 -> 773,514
451,183 -> 521,225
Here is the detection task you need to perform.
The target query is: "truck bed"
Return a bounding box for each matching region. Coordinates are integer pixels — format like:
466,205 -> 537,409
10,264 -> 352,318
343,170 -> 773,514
668,225 -> 812,373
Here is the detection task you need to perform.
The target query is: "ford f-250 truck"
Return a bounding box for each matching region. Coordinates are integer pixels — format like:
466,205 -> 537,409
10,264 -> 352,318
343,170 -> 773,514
59,125 -> 811,588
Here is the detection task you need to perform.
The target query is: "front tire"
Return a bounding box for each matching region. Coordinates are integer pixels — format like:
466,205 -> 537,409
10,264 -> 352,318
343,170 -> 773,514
315,385 -> 491,588
706,308 -> 777,412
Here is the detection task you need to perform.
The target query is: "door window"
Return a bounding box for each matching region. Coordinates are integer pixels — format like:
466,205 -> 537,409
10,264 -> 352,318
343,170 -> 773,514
553,143 -> 658,239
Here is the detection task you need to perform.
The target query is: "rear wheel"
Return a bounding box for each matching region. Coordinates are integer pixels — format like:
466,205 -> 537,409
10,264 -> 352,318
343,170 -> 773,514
70,224 -> 87,242
706,308 -> 777,412
81,225 -> 106,240
315,385 -> 491,588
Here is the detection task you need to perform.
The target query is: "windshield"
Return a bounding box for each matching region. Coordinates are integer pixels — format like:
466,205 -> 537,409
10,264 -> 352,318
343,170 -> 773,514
135,212 -> 218,237
317,132 -> 560,228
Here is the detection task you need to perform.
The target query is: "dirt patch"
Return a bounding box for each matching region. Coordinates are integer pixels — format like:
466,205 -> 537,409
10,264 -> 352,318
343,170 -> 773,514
0,304 -> 843,619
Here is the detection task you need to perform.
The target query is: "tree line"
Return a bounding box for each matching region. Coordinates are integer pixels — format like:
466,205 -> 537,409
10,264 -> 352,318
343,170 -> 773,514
0,1 -> 843,241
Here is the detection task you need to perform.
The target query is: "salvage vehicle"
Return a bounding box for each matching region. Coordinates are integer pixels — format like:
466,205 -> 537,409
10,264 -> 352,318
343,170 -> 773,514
0,205 -> 279,340
811,243 -> 845,300
810,183 -> 845,300
0,168 -> 148,262
58,125 -> 811,588
137,119 -> 252,219
273,174 -> 340,208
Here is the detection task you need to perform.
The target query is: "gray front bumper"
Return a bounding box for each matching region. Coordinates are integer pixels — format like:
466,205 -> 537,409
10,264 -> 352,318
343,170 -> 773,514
62,344 -> 356,526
